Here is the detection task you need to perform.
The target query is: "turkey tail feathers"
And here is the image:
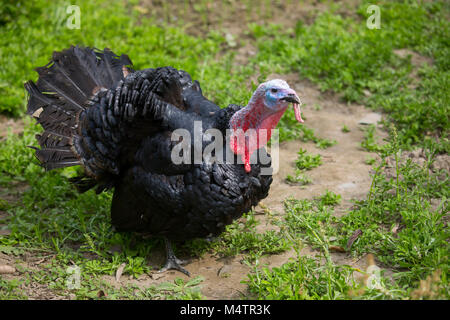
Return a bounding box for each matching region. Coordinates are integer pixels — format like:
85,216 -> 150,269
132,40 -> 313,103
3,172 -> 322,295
25,46 -> 133,174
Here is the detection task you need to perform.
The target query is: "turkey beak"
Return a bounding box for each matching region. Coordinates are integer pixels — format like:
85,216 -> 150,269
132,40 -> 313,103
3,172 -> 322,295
282,93 -> 304,123
281,94 -> 301,104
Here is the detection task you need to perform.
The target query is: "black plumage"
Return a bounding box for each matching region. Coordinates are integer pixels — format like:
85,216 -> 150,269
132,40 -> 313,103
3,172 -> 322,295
25,46 -> 273,275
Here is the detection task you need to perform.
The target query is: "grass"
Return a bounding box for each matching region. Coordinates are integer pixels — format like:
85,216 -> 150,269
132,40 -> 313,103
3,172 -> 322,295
211,210 -> 290,262
246,150 -> 449,299
262,140 -> 449,298
285,169 -> 312,186
0,0 -> 449,300
244,253 -> 407,300
361,124 -> 385,153
295,148 -> 323,171
0,278 -> 26,300
277,112 -> 338,148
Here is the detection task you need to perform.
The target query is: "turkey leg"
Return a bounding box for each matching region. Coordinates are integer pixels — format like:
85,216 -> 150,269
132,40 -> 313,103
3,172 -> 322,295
158,238 -> 190,277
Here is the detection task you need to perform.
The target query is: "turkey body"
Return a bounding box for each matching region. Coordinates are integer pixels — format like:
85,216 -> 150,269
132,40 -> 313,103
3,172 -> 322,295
111,153 -> 272,241
107,72 -> 274,241
25,46 -> 273,246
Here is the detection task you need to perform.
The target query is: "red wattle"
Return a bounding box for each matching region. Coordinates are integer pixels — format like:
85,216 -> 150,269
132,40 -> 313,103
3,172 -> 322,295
230,99 -> 290,173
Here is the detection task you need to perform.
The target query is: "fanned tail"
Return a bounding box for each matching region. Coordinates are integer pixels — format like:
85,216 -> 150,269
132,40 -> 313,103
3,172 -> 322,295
25,45 -> 133,186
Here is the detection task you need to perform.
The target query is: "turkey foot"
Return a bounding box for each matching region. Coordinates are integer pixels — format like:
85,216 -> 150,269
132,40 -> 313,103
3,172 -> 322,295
158,238 -> 190,277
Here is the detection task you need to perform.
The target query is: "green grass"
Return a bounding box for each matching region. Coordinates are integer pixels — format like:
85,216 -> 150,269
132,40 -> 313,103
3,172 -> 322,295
0,278 -> 27,300
212,211 -> 290,262
246,148 -> 449,299
0,0 -> 449,300
0,0 -> 255,116
295,148 -> 323,171
244,253 -> 405,300
277,113 -> 338,148
266,142 -> 449,298
285,169 -> 312,186
361,124 -> 385,153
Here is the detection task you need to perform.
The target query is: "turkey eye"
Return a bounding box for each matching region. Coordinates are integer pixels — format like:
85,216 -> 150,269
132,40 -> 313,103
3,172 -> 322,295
271,88 -> 278,93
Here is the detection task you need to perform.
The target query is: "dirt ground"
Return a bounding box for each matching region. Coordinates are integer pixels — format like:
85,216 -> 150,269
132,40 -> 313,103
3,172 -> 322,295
139,0 -> 362,37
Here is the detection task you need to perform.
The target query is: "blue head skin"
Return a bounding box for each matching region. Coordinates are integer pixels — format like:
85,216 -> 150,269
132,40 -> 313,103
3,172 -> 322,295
263,80 -> 301,112
245,79 -> 303,122
230,79 -> 303,131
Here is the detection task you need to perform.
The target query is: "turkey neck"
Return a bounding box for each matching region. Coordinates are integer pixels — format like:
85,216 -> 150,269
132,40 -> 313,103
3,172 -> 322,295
229,99 -> 286,143
228,97 -> 286,173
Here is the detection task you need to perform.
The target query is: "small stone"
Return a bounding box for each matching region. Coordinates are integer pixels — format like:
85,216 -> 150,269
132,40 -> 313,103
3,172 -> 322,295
0,265 -> 15,274
338,182 -> 357,190
358,113 -> 382,125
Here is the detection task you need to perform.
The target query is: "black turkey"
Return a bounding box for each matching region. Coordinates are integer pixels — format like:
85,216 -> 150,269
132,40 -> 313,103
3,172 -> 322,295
25,46 -> 303,275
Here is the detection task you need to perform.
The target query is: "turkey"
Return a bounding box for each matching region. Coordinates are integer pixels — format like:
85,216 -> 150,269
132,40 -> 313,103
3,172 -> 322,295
25,46 -> 303,276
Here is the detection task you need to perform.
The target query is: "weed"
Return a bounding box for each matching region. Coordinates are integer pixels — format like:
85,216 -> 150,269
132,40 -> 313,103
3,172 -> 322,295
341,125 -> 350,133
285,169 -> 312,186
361,125 -> 385,153
295,148 -> 322,171
365,157 -> 376,165
0,277 -> 26,299
213,211 -> 290,259
140,276 -> 205,300
315,138 -> 337,150
317,190 -> 341,206
281,142 -> 449,296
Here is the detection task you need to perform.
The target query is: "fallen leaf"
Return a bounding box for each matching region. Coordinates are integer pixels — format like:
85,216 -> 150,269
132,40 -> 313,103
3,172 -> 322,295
115,263 -> 126,282
329,245 -> 346,253
0,265 -> 16,274
346,229 -> 363,250
217,264 -> 233,277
